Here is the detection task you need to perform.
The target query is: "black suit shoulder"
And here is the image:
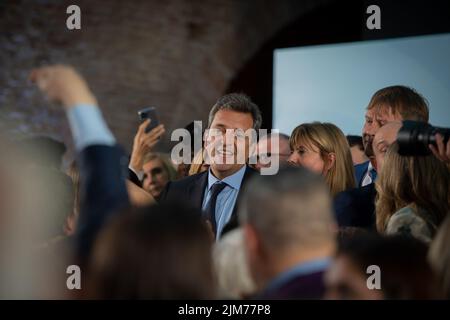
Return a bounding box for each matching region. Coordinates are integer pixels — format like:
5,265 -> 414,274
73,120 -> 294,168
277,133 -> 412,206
333,183 -> 376,229
159,166 -> 258,216
243,166 -> 259,178
168,170 -> 209,189
158,170 -> 208,208
76,144 -> 130,260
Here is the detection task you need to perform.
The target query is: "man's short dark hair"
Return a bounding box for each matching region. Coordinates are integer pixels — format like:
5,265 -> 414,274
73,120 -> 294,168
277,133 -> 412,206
208,93 -> 262,130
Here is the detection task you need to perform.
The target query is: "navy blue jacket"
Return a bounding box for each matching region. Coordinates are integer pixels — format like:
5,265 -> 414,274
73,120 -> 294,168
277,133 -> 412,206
75,145 -> 130,260
354,160 -> 369,187
333,183 -> 376,229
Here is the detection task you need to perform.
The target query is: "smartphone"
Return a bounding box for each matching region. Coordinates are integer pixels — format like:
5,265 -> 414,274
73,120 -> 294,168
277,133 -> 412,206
138,107 -> 160,133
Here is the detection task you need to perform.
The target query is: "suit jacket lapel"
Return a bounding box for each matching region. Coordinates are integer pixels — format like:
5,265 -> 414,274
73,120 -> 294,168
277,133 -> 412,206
188,170 -> 209,210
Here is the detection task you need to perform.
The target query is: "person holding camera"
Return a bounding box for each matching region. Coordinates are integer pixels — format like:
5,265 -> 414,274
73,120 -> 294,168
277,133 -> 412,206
430,133 -> 450,164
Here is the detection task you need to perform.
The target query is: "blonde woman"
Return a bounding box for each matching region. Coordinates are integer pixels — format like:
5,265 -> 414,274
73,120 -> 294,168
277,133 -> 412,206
141,152 -> 177,199
375,143 -> 450,243
288,122 -> 355,197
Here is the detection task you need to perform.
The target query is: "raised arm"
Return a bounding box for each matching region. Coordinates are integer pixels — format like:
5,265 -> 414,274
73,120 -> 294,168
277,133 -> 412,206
30,65 -> 130,259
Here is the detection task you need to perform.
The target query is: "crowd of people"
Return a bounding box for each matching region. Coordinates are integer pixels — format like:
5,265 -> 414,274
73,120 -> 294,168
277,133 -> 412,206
0,64 -> 449,299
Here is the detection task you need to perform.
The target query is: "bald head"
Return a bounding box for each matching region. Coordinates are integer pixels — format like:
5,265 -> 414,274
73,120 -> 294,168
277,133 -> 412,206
373,121 -> 402,172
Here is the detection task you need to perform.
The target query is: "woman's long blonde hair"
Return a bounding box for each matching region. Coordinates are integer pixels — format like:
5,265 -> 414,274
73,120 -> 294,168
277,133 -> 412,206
290,122 -> 355,197
375,143 -> 450,234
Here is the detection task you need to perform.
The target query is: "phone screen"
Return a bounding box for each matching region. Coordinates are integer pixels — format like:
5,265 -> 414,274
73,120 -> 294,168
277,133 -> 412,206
138,107 -> 159,133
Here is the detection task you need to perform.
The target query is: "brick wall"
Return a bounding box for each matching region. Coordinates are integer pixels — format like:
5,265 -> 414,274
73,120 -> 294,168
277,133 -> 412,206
0,0 -> 327,155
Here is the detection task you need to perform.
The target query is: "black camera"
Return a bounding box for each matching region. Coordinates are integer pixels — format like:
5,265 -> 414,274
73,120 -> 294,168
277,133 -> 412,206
397,120 -> 450,156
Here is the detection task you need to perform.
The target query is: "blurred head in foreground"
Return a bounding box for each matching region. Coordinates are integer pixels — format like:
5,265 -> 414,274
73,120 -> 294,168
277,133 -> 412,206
325,233 -> 439,300
86,202 -> 215,299
429,216 -> 450,299
239,166 -> 336,298
213,228 -> 256,299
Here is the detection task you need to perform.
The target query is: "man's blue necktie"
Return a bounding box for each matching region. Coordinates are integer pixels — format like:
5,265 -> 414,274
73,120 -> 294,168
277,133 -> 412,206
204,182 -> 227,237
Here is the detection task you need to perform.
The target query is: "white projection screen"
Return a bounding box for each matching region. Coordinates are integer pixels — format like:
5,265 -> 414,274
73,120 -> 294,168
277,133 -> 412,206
273,33 -> 450,136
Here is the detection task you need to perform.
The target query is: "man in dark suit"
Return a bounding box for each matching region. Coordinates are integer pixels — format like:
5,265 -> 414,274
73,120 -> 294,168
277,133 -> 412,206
160,93 -> 261,239
335,86 -> 430,228
239,167 -> 335,299
334,121 -> 401,229
357,85 -> 429,187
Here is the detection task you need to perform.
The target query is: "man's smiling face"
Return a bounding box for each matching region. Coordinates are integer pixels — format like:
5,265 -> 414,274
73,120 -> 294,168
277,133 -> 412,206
204,109 -> 254,179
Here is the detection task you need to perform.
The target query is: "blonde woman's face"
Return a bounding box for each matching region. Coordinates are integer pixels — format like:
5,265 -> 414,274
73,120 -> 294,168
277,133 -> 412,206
288,142 -> 326,175
142,158 -> 170,198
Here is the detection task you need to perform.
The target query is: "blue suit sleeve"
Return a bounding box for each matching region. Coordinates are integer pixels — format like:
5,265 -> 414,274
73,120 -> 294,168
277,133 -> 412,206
75,145 -> 130,260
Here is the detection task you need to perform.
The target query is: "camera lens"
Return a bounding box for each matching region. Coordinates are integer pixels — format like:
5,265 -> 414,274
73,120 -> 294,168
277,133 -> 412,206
397,121 -> 450,156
